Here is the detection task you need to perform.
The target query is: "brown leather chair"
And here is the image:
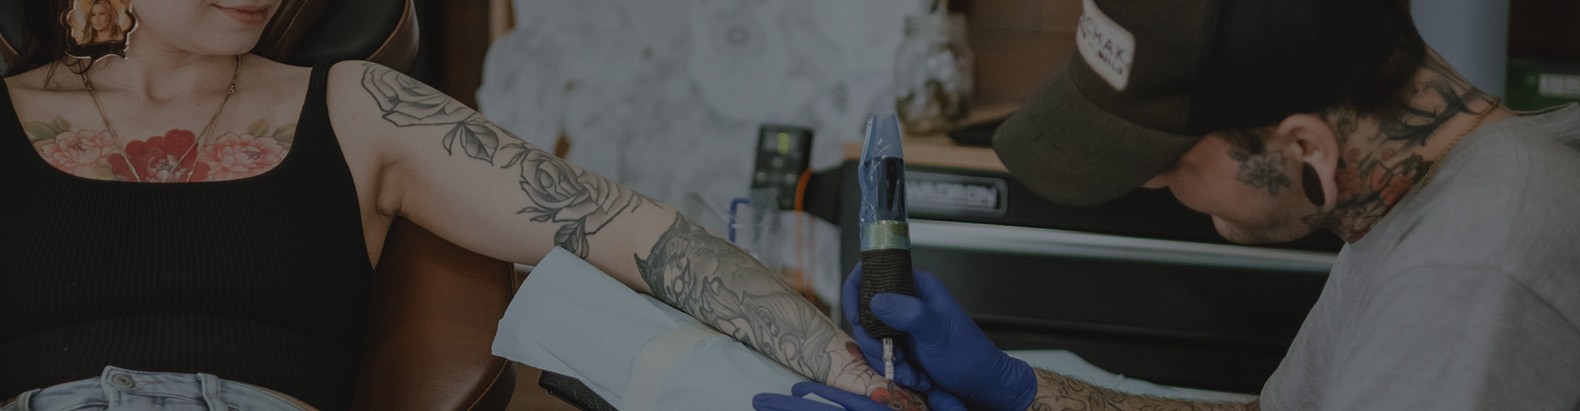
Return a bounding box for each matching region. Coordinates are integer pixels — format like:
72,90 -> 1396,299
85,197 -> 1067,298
1,1 -> 516,410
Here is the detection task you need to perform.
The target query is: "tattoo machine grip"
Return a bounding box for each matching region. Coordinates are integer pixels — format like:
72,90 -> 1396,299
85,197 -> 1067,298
856,113 -> 914,342
859,247 -> 915,340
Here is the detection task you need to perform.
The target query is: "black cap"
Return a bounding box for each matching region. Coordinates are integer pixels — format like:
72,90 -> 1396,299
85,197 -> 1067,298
993,0 -> 1404,206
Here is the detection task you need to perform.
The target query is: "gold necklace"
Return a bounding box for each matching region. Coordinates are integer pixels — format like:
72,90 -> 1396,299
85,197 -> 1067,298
1417,96 -> 1501,188
81,55 -> 241,182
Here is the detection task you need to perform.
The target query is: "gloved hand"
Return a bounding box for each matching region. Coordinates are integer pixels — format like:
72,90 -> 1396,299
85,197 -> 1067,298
844,264 -> 1038,411
752,382 -> 965,411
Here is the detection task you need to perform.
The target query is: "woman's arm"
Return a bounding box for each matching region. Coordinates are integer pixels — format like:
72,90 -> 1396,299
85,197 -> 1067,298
328,61 -> 920,407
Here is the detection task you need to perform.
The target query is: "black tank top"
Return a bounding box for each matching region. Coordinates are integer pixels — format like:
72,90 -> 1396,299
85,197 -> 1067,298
0,60 -> 372,410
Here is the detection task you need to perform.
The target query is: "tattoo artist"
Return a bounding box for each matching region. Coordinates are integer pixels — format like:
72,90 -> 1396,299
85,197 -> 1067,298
754,0 -> 1580,410
0,1 -> 926,410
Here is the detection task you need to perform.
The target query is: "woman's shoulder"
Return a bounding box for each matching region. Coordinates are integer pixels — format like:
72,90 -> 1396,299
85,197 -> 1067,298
325,60 -> 441,93
324,59 -> 456,126
324,59 -> 384,84
4,63 -> 72,94
3,63 -> 89,115
323,60 -> 380,118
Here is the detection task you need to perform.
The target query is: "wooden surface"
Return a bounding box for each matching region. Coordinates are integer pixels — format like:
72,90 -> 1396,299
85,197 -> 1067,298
843,103 -> 1015,172
873,0 -> 1081,173
959,0 -> 1080,106
443,0 -> 490,108
842,135 -> 1007,172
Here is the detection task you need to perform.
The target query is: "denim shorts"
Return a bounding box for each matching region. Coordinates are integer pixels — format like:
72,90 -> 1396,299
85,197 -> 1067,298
1,366 -> 312,411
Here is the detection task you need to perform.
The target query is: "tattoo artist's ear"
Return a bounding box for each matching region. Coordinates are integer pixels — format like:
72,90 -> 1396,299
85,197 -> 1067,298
1277,114 -> 1339,210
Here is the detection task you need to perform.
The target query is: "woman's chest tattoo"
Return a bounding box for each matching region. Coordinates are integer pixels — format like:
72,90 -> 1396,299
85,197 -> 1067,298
23,116 -> 297,182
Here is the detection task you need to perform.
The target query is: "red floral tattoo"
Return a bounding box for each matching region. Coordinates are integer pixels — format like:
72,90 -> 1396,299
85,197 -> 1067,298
115,129 -> 204,182
27,116 -> 295,183
870,386 -> 925,411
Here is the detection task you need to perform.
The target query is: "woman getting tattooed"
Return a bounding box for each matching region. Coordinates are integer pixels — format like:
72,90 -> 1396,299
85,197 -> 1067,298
0,1 -> 923,410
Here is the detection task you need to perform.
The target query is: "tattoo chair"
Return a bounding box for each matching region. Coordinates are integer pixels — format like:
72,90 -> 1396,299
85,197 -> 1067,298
0,1 -> 517,410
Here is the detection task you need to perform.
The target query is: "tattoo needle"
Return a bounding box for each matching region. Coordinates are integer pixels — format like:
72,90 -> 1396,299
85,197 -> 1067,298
856,113 -> 915,383
883,339 -> 895,380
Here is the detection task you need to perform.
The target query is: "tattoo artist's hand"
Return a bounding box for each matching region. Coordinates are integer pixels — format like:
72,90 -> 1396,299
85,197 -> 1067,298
753,382 -> 964,411
843,265 -> 1037,411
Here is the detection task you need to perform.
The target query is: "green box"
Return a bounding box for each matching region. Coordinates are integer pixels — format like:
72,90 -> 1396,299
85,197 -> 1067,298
1506,58 -> 1580,111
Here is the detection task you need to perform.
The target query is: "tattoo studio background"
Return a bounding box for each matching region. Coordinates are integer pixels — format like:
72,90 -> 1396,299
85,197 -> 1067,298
478,0 -> 927,307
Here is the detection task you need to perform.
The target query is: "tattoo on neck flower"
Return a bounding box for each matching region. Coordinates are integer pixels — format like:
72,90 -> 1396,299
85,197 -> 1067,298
1301,60 -> 1489,241
1377,58 -> 1482,147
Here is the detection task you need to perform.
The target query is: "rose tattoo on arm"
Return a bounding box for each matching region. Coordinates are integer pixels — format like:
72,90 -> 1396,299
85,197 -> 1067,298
359,64 -> 904,401
360,63 -> 648,257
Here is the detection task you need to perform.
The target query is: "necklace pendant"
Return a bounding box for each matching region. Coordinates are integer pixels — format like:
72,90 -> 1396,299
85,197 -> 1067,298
62,0 -> 139,62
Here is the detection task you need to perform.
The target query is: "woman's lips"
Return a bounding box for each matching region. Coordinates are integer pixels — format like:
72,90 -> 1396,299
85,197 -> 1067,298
216,6 -> 269,25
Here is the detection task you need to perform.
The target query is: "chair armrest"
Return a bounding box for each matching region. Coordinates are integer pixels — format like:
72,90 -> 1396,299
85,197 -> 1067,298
355,218 -> 516,411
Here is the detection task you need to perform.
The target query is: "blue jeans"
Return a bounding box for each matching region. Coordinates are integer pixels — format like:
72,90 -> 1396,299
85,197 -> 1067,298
1,366 -> 311,411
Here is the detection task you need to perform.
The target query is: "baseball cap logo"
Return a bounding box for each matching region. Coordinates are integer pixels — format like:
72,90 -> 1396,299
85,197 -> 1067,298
1077,0 -> 1136,91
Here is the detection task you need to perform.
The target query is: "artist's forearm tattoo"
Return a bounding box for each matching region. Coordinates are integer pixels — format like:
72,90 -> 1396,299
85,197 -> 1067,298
360,63 -> 648,257
1028,368 -> 1249,411
637,215 -> 840,380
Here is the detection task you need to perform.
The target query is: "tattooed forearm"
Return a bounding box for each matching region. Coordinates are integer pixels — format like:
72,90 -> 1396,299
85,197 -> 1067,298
1029,368 -> 1251,411
637,217 -> 925,408
868,381 -> 928,411
360,62 -> 917,406
360,63 -> 648,257
637,214 -> 840,380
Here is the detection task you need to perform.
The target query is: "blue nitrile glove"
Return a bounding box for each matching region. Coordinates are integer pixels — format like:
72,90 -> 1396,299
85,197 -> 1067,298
752,382 -> 965,411
843,264 -> 1038,411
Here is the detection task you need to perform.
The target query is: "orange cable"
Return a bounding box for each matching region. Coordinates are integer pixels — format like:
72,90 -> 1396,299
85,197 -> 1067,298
793,169 -> 814,300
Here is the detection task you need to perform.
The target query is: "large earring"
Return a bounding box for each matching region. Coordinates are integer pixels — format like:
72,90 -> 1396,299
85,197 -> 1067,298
1302,163 -> 1325,207
61,0 -> 138,61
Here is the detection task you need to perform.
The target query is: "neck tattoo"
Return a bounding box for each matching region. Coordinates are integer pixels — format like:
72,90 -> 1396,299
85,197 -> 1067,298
1416,96 -> 1501,189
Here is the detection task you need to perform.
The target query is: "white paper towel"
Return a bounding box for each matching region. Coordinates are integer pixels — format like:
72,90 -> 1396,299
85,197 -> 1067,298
492,248 -> 813,410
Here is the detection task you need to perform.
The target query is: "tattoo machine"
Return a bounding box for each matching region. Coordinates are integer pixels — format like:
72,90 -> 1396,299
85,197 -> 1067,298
856,113 -> 916,381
